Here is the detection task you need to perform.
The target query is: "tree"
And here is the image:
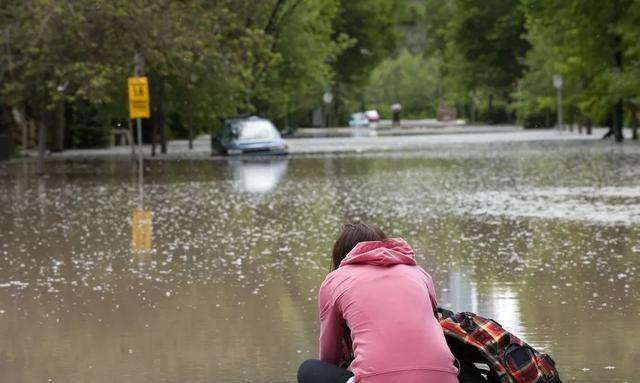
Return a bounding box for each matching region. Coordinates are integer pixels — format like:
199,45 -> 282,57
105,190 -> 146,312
361,0 -> 452,119
0,0 -> 281,158
252,0 -> 345,127
365,50 -> 444,119
444,0 -> 529,123
330,0 -> 401,121
519,0 -> 634,137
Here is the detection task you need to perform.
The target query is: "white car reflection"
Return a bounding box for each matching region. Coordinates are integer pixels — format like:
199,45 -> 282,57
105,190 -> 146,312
228,158 -> 289,194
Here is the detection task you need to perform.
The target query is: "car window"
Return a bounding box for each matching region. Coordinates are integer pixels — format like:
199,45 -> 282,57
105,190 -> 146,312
238,120 -> 279,140
222,122 -> 238,140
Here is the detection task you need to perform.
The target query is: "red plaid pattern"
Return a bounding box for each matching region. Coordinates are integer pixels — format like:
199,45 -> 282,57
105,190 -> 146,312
439,311 -> 561,383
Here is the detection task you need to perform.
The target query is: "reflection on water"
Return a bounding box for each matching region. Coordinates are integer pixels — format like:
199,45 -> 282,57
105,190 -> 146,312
439,268 -> 524,339
132,146 -> 153,259
0,140 -> 639,382
228,157 -> 289,193
131,208 -> 153,260
350,127 -> 378,138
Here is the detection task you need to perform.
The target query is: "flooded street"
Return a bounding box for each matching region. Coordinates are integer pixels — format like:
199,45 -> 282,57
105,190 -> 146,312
1,139 -> 639,383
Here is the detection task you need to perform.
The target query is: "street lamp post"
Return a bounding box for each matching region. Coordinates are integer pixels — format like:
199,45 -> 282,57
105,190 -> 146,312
553,75 -> 563,131
323,89 -> 333,128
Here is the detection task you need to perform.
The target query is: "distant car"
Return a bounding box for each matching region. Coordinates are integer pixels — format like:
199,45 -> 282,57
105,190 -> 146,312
349,112 -> 370,127
215,116 -> 288,155
364,110 -> 380,123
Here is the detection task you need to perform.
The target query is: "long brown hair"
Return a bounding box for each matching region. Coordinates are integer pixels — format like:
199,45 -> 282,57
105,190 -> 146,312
331,223 -> 386,270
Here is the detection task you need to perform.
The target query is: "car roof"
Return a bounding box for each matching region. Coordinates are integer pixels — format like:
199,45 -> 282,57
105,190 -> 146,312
224,115 -> 269,123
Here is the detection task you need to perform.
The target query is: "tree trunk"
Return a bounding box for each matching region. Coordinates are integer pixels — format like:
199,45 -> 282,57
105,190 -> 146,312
613,99 -> 624,142
487,94 -> 494,125
11,107 -> 31,150
631,102 -> 638,140
545,109 -> 550,128
36,120 -> 46,175
612,34 -> 624,142
568,111 -> 573,132
586,118 -> 592,135
470,103 -> 476,124
159,96 -> 166,154
157,78 -> 167,154
50,101 -> 65,152
0,107 -> 12,161
22,120 -> 28,149
151,114 -> 157,157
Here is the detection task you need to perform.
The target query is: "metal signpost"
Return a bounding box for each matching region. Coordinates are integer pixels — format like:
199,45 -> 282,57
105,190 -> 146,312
128,60 -> 153,255
553,75 -> 563,131
128,75 -> 150,205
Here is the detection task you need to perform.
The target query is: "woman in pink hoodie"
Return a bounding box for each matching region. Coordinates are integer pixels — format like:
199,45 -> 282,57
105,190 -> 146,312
297,223 -> 459,383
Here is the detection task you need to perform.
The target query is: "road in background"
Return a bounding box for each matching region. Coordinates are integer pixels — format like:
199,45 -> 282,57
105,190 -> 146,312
33,126 -> 621,160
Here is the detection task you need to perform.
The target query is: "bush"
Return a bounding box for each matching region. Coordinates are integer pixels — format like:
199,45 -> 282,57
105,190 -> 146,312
66,101 -> 111,148
477,104 -> 510,125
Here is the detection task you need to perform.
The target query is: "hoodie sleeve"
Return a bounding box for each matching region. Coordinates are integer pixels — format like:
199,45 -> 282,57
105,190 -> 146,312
318,279 -> 345,365
418,266 -> 438,310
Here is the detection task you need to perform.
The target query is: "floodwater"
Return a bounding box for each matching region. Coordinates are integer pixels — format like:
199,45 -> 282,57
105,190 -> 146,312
1,139 -> 639,383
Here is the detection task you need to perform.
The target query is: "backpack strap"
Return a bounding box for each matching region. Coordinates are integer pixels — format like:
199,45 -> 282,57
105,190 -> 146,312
435,306 -> 455,319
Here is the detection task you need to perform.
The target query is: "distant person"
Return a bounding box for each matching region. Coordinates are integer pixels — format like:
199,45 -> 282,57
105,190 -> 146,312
297,223 -> 458,383
391,102 -> 402,127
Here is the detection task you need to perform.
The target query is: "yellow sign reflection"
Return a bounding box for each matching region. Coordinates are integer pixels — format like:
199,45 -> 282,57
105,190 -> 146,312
131,208 -> 153,253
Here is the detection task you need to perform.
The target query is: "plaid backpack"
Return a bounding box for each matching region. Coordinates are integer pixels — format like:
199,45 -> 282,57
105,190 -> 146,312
436,308 -> 561,383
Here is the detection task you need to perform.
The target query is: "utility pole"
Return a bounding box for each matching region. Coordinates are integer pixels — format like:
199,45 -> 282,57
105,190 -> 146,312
553,75 -> 563,131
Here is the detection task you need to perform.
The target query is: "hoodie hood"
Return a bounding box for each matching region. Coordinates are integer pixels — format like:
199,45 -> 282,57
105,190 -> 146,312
340,238 -> 417,267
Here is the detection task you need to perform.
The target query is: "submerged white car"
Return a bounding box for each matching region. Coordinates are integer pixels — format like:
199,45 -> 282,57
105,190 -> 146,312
349,112 -> 370,127
215,116 -> 288,155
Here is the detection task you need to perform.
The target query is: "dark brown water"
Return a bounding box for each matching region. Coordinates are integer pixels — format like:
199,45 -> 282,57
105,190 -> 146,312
1,140 -> 639,382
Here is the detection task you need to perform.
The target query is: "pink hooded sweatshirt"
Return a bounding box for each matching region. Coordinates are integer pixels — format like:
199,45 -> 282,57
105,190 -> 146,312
318,238 -> 459,383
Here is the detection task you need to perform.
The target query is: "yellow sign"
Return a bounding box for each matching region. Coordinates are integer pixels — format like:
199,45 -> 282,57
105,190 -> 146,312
131,208 -> 153,253
128,76 -> 150,119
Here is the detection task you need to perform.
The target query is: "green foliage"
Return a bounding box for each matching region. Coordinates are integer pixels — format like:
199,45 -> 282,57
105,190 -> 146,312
517,0 -> 638,126
254,0 -> 343,123
0,0 -> 349,146
330,0 -> 401,119
3,0 -> 640,146
332,0 -> 399,87
66,101 -> 112,148
362,0 -> 640,127
442,0 -> 529,116
365,50 -> 444,118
